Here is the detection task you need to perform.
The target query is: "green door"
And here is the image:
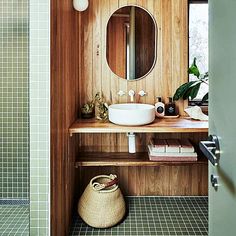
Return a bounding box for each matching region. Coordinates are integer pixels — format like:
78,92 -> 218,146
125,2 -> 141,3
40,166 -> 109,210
208,0 -> 236,235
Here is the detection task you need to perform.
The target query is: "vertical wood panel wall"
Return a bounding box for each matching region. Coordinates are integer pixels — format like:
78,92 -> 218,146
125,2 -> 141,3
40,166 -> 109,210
79,0 -> 188,112
78,0 -> 189,152
76,0 -> 208,197
77,133 -> 208,197
51,0 -> 80,235
51,0 -> 208,235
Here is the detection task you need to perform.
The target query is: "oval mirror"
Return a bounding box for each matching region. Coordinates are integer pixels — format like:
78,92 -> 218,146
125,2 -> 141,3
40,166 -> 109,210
106,6 -> 157,81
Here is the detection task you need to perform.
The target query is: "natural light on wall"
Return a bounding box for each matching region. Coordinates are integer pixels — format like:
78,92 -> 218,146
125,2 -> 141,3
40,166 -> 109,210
189,2 -> 208,100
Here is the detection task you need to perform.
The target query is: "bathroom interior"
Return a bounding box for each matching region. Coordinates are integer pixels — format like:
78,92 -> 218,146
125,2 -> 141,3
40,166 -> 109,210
1,0 -> 236,235
52,0 -> 209,235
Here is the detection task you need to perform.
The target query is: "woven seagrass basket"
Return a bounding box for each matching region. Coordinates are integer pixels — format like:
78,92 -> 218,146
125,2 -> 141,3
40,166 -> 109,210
78,174 -> 126,228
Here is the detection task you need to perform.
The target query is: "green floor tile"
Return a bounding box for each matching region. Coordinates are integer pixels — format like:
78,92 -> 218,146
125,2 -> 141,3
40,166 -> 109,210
69,197 -> 208,236
0,205 -> 29,236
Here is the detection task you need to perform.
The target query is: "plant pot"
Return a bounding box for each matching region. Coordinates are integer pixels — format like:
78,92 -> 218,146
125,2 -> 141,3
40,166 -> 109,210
81,111 -> 95,119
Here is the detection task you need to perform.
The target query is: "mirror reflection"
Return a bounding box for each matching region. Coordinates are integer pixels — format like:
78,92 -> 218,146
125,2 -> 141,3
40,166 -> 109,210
106,6 -> 157,81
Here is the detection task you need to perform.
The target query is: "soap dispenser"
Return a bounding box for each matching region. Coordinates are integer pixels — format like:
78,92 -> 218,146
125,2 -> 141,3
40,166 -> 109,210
165,97 -> 176,116
155,96 -> 165,117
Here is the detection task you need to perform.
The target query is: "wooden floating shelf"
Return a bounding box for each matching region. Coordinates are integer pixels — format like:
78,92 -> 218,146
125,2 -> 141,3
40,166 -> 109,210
69,117 -> 208,135
75,152 -> 208,167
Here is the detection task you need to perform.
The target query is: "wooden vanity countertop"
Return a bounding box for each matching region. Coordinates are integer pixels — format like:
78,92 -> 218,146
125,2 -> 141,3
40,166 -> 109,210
69,117 -> 208,135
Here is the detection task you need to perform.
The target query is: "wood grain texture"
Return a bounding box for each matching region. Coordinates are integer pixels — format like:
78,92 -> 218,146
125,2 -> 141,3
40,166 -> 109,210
135,6 -> 156,78
69,117 -> 208,135
78,0 -> 189,152
75,152 -> 207,167
74,0 -> 208,198
107,13 -> 127,78
77,165 -> 208,196
51,1 -> 208,234
50,0 -> 80,235
75,132 -> 208,196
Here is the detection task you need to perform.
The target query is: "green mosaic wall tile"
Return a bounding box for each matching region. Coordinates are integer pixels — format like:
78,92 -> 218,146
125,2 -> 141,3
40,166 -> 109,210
0,0 -> 29,200
29,0 -> 50,235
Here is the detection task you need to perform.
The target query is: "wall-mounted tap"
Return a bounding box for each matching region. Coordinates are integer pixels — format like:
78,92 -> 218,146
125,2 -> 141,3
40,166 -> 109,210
137,90 -> 147,103
117,90 -> 126,97
138,90 -> 147,97
128,90 -> 135,102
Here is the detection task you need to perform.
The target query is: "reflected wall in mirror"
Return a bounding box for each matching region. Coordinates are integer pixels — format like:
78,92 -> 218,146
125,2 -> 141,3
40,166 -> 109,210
106,6 -> 157,81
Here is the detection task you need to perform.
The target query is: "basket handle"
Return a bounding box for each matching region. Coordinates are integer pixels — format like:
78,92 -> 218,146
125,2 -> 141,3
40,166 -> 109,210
92,174 -> 118,191
103,177 -> 118,188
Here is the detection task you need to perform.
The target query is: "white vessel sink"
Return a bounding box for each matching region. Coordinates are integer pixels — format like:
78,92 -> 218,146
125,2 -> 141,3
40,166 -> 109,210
108,103 -> 155,126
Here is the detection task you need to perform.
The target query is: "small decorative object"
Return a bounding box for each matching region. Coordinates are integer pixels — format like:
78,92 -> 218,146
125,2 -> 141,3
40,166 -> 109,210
155,96 -> 165,118
173,58 -> 209,103
165,97 -> 176,116
81,100 -> 95,119
78,174 -> 126,228
184,106 -> 208,121
94,92 -> 109,121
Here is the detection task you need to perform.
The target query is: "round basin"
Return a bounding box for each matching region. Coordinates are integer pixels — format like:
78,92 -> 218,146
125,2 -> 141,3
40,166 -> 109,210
108,103 -> 155,126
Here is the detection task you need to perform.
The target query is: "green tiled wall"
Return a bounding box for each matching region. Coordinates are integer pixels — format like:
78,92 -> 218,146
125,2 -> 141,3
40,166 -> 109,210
0,0 -> 29,200
30,0 -> 50,235
0,0 -> 50,234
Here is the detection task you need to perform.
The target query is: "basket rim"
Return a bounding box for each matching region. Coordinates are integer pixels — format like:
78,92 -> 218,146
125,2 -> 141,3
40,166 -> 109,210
90,174 -> 119,193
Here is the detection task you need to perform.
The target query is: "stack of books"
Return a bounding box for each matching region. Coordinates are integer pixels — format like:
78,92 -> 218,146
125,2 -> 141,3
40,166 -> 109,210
148,138 -> 197,161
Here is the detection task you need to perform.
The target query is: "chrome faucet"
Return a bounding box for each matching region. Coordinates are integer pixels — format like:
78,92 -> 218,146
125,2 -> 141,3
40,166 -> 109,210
128,90 -> 135,102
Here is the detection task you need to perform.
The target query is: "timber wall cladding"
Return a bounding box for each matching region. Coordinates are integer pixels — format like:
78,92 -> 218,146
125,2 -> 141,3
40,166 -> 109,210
51,0 -> 81,235
77,132 -> 208,196
75,0 -> 208,196
78,0 -> 189,152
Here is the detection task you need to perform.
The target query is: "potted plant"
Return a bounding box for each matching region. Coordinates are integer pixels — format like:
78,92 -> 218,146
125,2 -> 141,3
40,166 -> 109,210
81,100 -> 95,119
94,92 -> 109,121
173,57 -> 209,103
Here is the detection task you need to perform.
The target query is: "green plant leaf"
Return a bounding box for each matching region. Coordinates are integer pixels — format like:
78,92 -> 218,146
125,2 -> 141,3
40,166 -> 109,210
189,83 -> 201,100
202,93 -> 209,102
182,81 -> 201,100
188,57 -> 200,78
182,86 -> 193,100
173,81 -> 196,101
173,58 -> 209,101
